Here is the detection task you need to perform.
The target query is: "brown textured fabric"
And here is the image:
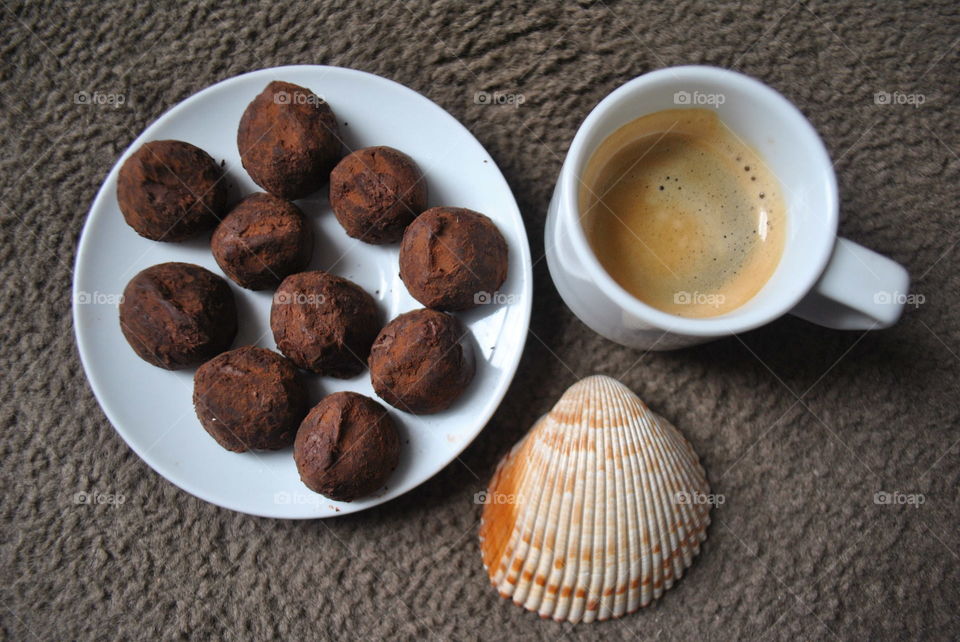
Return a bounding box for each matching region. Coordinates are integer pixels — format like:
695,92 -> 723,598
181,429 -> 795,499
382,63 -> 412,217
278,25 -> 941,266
2,0 -> 958,639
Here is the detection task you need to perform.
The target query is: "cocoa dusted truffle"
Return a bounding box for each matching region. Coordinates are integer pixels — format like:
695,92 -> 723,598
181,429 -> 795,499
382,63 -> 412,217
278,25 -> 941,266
117,140 -> 228,241
211,192 -> 312,290
294,391 -> 400,501
237,81 -> 341,199
368,308 -> 474,414
193,346 -> 308,452
270,271 -> 380,378
399,207 -> 509,310
119,262 -> 237,369
329,146 -> 427,244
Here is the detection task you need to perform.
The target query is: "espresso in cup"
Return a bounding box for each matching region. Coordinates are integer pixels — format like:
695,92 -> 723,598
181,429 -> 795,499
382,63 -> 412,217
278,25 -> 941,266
580,108 -> 786,318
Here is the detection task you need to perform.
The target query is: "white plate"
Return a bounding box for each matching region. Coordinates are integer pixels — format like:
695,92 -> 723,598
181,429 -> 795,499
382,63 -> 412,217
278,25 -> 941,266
73,65 -> 532,519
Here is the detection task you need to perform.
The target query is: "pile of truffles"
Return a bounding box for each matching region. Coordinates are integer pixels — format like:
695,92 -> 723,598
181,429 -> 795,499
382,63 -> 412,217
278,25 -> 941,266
114,79 -> 511,503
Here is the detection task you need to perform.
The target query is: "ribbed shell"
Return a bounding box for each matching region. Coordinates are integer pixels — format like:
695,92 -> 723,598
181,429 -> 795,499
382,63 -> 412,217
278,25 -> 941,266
478,375 -> 711,623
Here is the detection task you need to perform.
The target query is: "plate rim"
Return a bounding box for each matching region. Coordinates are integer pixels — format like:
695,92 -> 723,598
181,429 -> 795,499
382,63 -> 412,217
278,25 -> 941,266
72,64 -> 533,519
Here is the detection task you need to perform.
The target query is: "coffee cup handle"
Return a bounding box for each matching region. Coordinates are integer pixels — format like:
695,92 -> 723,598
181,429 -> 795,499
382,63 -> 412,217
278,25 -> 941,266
789,238 -> 911,330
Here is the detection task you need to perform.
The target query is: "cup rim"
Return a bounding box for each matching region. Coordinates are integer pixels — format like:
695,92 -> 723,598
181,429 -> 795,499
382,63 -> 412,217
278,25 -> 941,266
561,65 -> 839,337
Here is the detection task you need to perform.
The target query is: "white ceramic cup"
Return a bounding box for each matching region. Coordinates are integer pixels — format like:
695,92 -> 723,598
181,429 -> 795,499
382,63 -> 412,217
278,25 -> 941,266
545,65 -> 910,350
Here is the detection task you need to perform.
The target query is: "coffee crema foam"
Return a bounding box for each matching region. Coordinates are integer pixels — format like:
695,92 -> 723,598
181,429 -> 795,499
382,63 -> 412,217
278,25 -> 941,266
580,108 -> 786,318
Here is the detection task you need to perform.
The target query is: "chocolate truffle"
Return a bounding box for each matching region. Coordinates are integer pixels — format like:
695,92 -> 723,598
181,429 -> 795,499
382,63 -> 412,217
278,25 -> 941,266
237,81 -> 341,199
399,207 -> 509,310
294,391 -> 400,501
119,262 -> 237,369
193,346 -> 308,452
117,140 -> 228,241
270,271 -> 380,378
211,192 -> 312,290
368,308 -> 474,414
329,146 -> 427,244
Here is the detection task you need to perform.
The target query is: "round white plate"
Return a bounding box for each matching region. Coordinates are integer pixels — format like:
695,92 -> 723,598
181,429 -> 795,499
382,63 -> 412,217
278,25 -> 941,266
73,65 -> 532,519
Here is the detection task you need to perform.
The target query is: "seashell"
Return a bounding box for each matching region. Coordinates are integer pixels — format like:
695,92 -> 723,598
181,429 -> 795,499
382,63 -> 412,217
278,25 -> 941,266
478,375 -> 711,623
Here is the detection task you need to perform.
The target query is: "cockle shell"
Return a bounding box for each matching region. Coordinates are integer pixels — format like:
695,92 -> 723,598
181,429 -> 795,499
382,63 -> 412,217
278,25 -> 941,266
478,375 -> 711,623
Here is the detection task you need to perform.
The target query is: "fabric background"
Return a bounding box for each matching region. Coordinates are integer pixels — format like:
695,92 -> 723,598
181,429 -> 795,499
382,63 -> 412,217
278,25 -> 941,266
2,1 -> 958,639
